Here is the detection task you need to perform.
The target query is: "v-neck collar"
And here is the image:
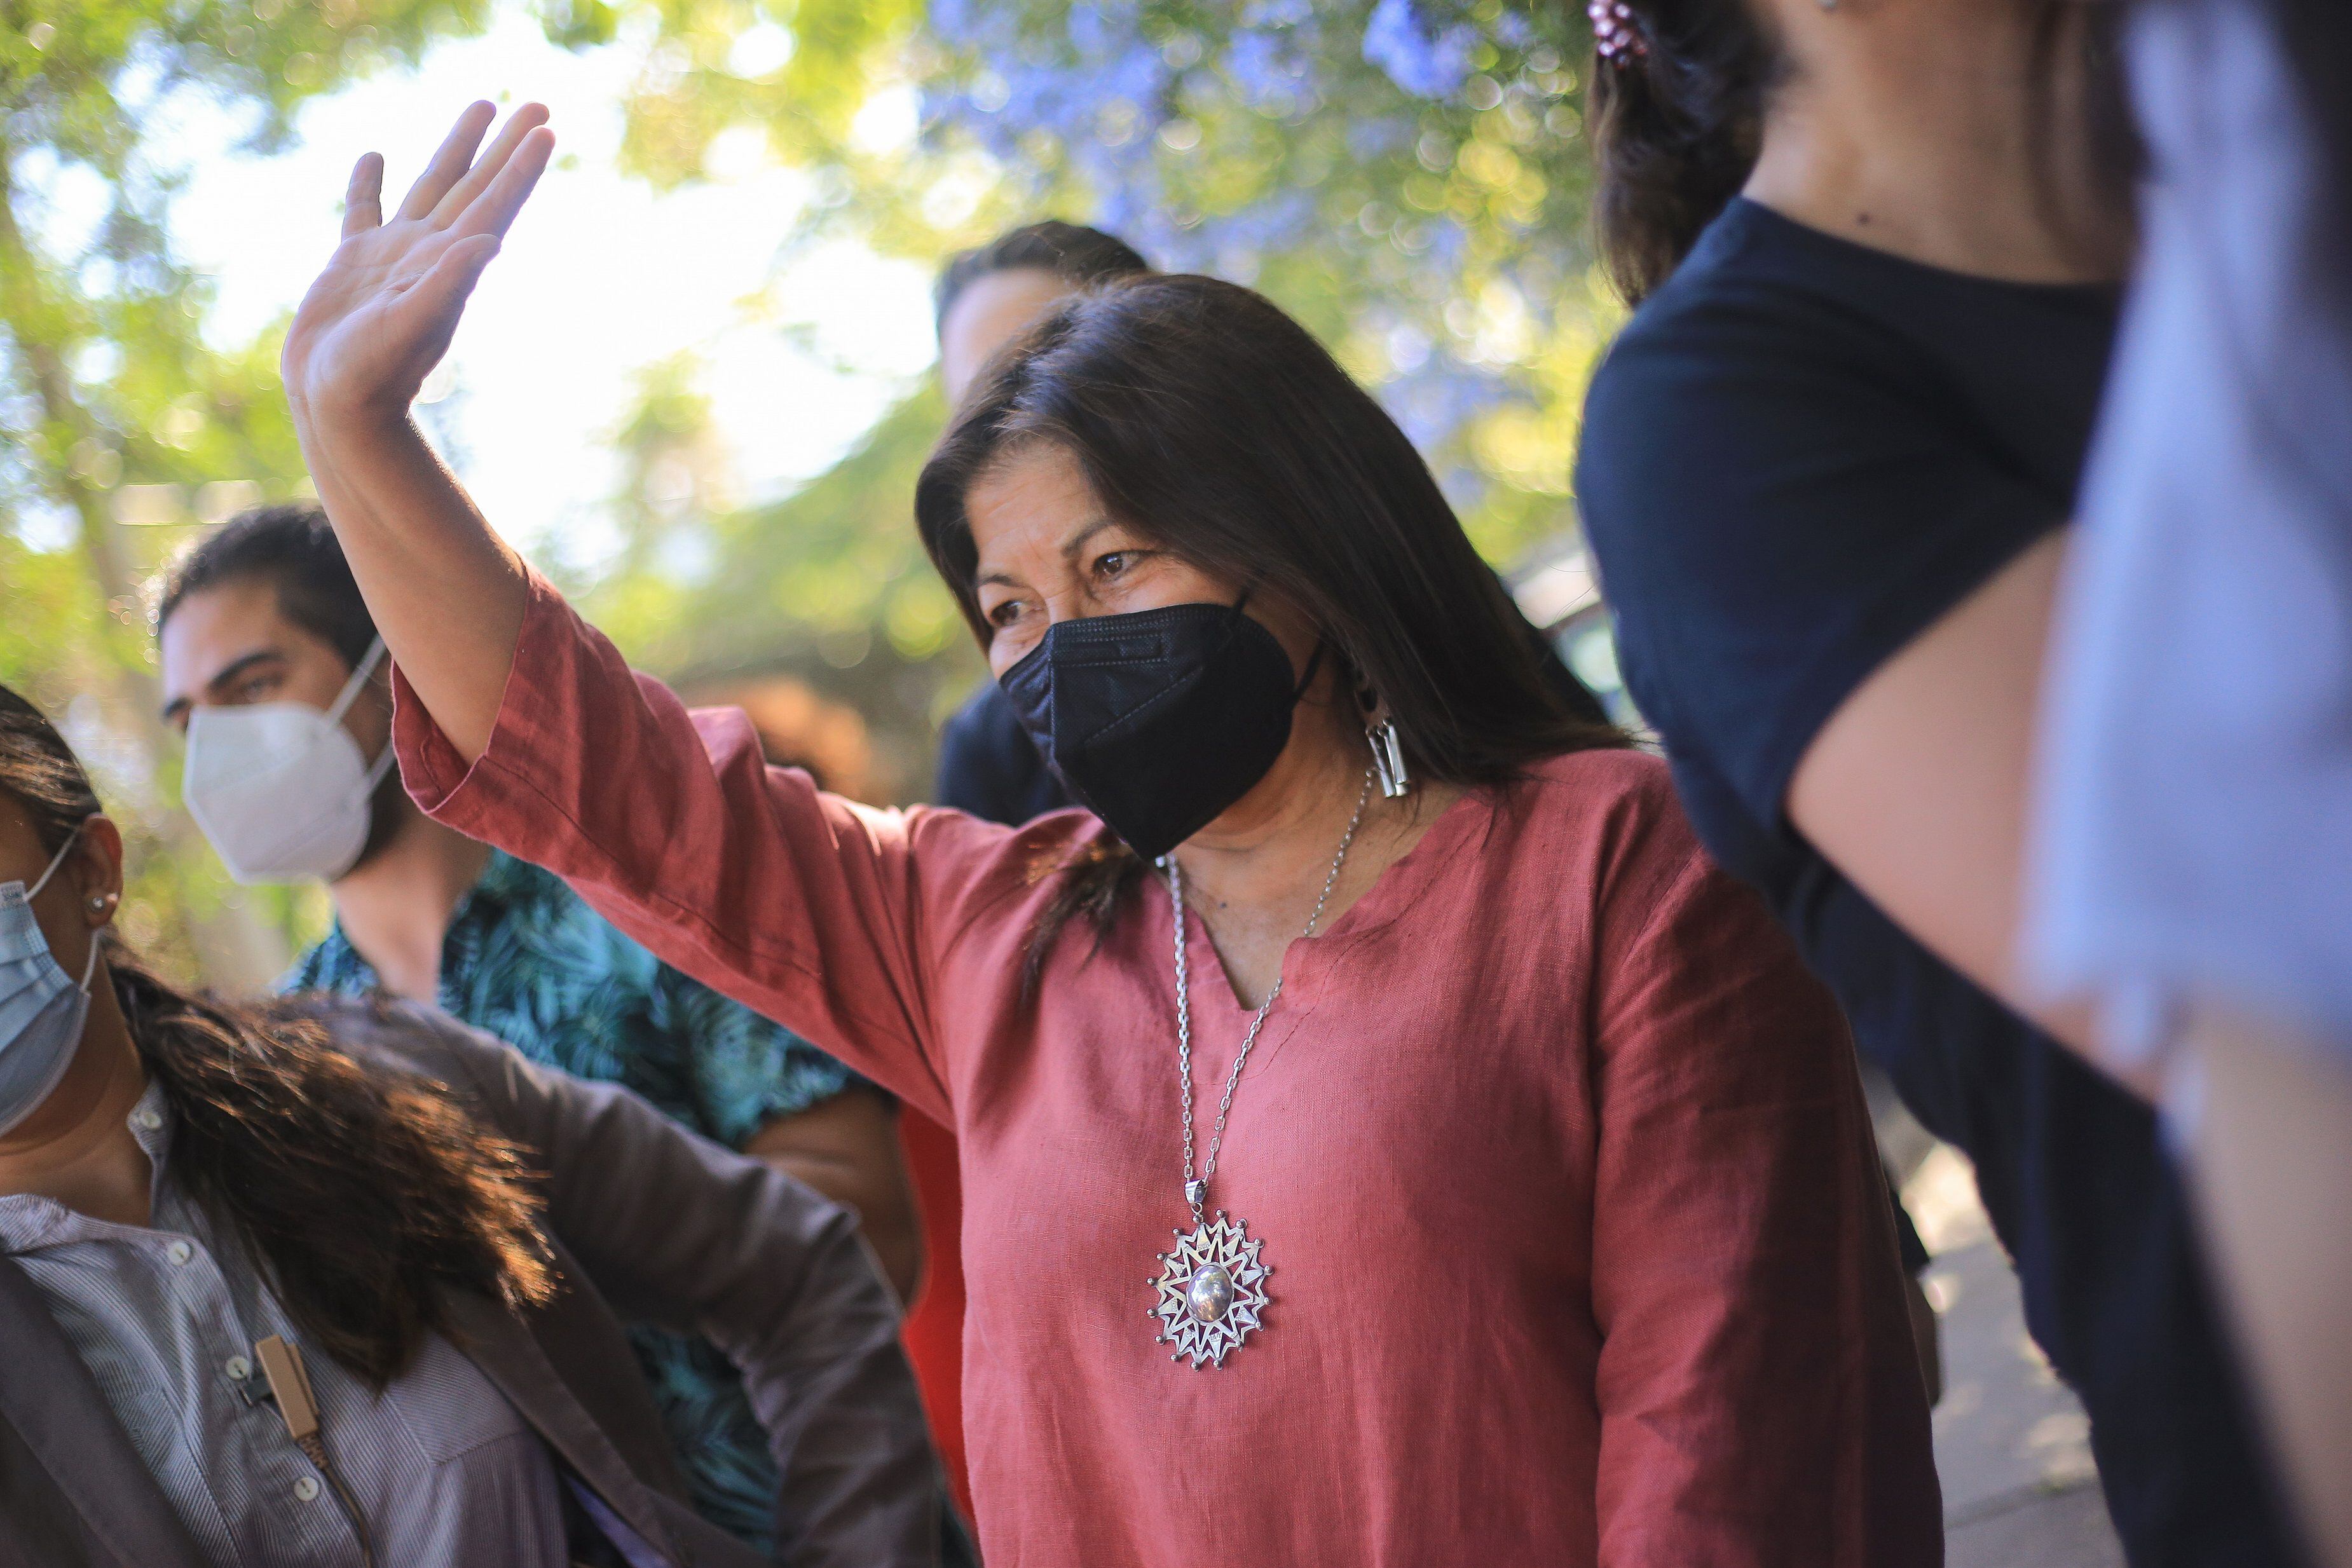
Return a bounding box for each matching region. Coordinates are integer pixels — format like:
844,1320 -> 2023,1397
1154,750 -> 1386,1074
1172,781 -> 1498,1019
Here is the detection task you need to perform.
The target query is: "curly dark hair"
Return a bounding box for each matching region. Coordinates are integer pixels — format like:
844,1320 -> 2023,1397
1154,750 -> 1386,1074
0,683 -> 553,1387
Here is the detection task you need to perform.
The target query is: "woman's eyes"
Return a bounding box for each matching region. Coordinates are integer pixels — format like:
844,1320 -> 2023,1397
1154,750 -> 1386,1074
983,550 -> 1149,630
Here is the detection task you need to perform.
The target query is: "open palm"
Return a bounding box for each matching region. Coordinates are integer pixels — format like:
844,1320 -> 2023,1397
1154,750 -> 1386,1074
284,102 -> 553,423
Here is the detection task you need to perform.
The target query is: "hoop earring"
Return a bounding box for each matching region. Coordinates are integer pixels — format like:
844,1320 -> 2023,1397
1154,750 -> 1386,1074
1367,719 -> 1412,800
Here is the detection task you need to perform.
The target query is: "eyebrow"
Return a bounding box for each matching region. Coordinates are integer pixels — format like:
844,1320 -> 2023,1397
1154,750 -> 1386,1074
1060,516 -> 1119,564
975,515 -> 1121,592
159,648 -> 282,725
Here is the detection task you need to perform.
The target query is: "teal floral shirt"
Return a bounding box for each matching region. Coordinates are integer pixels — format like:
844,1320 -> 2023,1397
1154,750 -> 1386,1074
285,849 -> 856,1553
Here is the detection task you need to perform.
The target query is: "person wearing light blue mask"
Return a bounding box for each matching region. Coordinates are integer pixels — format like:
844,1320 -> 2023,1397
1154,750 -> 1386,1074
0,679 -> 948,1567
0,805 -> 117,1142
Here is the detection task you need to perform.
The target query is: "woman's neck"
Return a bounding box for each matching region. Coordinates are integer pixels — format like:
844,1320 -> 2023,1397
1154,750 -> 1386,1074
0,979 -> 154,1227
1744,0 -> 2123,283
1172,693 -> 1461,1006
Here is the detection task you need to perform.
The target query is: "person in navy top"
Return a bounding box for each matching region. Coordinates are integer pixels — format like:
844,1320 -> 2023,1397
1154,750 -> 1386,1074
1571,2 -> 2301,1564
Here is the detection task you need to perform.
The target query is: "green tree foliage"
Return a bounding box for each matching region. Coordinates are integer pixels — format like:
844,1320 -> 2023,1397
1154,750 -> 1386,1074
585,379 -> 966,673
575,369 -> 982,800
0,0 -> 519,978
5,0 -> 1617,972
565,0 -> 1617,801
599,0 -> 1617,563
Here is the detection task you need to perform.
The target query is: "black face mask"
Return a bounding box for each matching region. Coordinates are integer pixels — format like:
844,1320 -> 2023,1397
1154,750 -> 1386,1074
999,601 -> 1316,861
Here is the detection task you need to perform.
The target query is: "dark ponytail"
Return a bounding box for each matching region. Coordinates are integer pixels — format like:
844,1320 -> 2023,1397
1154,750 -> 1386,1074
0,685 -> 554,1387
107,958 -> 556,1386
1588,2 -> 1775,304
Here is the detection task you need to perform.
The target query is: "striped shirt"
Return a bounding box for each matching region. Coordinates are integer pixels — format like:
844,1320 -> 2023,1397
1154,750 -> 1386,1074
0,1081 -> 570,1567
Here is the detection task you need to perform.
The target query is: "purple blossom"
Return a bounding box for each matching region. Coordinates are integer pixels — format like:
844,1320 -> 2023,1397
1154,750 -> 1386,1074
1360,0 -> 1475,99
913,0 -> 1581,501
1225,31 -> 1292,109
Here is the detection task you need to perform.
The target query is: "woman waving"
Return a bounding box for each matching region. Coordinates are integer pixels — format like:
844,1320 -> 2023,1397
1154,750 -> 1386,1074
280,102 -> 1938,1567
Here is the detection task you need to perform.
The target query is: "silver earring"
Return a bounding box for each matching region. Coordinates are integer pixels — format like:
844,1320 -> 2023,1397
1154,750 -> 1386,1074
88,895 -> 109,912
1367,719 -> 1412,800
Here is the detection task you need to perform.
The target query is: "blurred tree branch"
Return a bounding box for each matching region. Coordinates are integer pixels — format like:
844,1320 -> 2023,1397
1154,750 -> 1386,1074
0,0 -> 521,981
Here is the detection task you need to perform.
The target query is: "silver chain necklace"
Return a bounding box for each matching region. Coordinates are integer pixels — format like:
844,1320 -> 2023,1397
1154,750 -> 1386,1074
1149,767 -> 1373,1368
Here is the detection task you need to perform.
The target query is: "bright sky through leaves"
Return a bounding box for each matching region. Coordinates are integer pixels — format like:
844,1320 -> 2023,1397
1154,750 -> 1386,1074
169,5 -> 938,571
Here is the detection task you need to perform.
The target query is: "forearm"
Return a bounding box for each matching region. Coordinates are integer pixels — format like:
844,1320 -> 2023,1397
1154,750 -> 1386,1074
2188,1008 -> 2352,1568
294,402 -> 527,763
277,100 -> 550,764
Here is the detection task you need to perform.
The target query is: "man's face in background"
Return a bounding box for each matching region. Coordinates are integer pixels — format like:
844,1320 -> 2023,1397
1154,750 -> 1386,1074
938,266 -> 1078,405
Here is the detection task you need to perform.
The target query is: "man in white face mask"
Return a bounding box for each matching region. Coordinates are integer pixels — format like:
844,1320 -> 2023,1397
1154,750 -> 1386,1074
155,503 -> 929,1558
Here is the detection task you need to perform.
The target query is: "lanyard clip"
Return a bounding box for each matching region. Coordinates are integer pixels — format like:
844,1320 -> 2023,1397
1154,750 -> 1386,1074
253,1335 -> 378,1568
253,1335 -> 319,1443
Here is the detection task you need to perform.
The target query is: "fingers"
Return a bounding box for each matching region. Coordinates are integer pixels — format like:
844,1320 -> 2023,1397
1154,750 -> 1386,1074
448,125 -> 555,245
409,235 -> 505,323
430,101 -> 551,229
342,153 -> 385,238
395,100 -> 498,222
381,236 -> 505,378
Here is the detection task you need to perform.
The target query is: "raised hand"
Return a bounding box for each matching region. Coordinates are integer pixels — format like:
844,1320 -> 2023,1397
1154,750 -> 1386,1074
283,101 -> 553,426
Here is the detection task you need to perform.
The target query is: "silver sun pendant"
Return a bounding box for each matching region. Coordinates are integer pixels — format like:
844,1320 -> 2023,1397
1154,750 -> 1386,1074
1150,1211 -> 1271,1368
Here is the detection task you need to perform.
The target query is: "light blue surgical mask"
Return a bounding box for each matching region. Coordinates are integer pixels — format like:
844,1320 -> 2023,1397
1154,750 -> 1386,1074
0,824 -> 101,1135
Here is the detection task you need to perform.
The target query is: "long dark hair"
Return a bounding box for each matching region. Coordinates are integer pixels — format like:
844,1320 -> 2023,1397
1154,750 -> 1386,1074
1589,1 -> 2136,303
915,274 -> 1626,968
0,685 -> 554,1387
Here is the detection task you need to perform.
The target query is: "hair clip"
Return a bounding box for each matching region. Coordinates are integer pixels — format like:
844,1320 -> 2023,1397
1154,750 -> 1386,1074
1588,0 -> 1648,64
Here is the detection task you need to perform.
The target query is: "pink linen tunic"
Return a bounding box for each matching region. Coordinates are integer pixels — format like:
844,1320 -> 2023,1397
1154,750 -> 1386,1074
393,573 -> 1941,1567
